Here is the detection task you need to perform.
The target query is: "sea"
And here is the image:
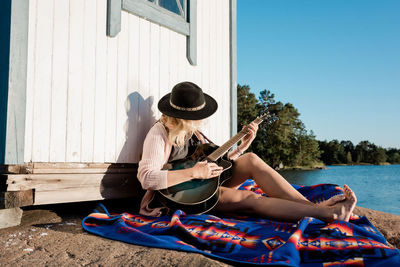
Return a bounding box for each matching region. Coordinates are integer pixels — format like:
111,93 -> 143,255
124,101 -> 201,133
279,165 -> 400,216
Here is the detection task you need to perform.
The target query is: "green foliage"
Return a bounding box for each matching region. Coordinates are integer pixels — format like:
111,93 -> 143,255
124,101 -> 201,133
386,148 -> 400,164
237,84 -> 259,126
319,139 -> 396,165
237,85 -> 321,168
236,84 -> 399,167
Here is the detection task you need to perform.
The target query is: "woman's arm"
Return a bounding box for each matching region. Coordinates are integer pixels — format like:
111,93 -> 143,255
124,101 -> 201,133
167,161 -> 223,187
138,124 -> 222,190
228,122 -> 259,160
138,123 -> 174,190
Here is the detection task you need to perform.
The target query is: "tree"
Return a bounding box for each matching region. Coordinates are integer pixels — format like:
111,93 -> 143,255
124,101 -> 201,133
237,85 -> 399,167
318,140 -> 344,164
387,148 -> 400,164
346,151 -> 353,164
354,141 -> 370,163
237,85 -> 322,168
237,84 -> 259,126
341,140 -> 354,163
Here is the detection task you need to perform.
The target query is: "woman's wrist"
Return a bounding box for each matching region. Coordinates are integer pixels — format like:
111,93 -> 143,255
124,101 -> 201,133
190,166 -> 198,178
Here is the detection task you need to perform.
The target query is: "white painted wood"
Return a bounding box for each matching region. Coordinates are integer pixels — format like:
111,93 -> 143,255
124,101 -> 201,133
147,21 -> 161,148
126,13 -> 140,162
31,0 -> 54,162
115,12 -> 129,162
158,25 -> 170,110
66,0 -> 84,162
149,22 -> 160,112
168,30 -> 179,92
218,0 -> 224,128
177,32 -> 187,83
24,0 -> 37,162
49,0 -> 70,162
24,0 -> 232,164
93,0 -> 108,163
210,0 -> 219,142
136,18 -> 155,159
104,25 -> 118,162
28,167 -> 137,174
81,0 -> 97,162
200,0 -> 211,138
222,0 -> 231,132
217,1 -> 223,130
191,0 -> 202,87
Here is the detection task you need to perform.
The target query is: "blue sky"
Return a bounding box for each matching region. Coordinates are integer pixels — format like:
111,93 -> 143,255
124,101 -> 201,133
237,0 -> 400,148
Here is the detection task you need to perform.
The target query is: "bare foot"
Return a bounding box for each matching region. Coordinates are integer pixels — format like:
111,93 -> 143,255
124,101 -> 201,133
318,194 -> 345,206
331,184 -> 357,222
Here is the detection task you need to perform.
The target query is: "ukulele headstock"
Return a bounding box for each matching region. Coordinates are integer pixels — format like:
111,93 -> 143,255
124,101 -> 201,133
255,110 -> 279,125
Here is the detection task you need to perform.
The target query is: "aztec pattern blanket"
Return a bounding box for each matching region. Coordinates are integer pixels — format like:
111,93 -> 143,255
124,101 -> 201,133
82,180 -> 400,266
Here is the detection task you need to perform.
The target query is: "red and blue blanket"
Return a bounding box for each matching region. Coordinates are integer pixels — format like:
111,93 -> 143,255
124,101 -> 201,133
82,180 -> 400,266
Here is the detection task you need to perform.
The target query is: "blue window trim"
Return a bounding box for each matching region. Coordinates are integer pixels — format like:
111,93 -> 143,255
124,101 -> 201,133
107,0 -> 197,65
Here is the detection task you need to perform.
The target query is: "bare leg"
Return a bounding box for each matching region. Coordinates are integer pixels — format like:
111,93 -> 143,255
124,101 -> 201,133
225,153 -> 317,204
225,153 -> 345,207
215,186 -> 357,222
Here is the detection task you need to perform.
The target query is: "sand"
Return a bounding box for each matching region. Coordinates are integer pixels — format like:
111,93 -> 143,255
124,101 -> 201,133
0,201 -> 399,267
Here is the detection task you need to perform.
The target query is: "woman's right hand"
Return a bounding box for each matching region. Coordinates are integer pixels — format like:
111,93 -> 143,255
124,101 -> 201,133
191,161 -> 223,179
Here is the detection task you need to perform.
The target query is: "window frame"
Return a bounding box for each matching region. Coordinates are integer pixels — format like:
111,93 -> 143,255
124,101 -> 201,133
123,0 -> 189,35
107,0 -> 197,65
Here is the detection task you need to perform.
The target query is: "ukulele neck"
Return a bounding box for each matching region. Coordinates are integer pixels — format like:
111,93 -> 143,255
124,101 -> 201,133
207,116 -> 265,162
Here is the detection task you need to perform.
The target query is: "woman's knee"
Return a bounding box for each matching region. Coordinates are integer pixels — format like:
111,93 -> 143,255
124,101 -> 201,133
219,187 -> 248,203
218,188 -> 261,213
241,152 -> 269,169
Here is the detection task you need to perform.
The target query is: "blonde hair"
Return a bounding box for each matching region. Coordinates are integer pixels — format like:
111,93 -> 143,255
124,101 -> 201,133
160,114 -> 202,147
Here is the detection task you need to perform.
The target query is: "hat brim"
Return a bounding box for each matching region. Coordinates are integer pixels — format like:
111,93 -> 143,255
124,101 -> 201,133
158,93 -> 218,120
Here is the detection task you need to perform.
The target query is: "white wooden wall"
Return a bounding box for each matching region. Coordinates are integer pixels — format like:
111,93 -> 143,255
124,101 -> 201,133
24,0 -> 231,163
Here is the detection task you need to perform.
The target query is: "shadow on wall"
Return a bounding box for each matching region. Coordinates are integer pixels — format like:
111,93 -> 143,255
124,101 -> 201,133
100,92 -> 157,201
117,91 -> 157,163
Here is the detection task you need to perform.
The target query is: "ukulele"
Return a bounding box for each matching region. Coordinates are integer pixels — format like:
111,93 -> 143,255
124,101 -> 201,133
157,112 -> 278,215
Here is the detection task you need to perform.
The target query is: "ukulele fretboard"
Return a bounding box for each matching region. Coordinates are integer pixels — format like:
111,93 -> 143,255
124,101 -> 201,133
207,116 -> 265,162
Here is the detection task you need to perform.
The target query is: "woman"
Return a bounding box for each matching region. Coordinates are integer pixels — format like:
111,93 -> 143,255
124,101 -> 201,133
138,81 -> 357,222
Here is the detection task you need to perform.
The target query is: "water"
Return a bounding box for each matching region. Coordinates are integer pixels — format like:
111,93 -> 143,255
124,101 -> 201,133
279,165 -> 400,215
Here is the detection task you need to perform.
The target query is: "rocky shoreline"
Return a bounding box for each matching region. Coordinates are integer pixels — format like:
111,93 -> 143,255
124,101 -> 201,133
0,202 -> 399,266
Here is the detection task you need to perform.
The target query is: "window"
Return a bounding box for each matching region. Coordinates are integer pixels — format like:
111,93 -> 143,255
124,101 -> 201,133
107,0 -> 197,65
150,0 -> 185,17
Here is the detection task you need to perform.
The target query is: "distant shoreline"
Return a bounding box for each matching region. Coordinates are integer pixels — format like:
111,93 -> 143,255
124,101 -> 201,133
329,162 -> 400,166
278,162 -> 400,171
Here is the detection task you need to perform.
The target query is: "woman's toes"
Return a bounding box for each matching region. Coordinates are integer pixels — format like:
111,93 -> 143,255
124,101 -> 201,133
320,194 -> 345,206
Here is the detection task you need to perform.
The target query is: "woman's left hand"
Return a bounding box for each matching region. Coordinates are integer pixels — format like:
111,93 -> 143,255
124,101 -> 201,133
238,122 -> 258,152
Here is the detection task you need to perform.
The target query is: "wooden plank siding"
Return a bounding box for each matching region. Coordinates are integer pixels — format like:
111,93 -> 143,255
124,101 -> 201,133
24,0 -> 231,164
1,162 -> 141,206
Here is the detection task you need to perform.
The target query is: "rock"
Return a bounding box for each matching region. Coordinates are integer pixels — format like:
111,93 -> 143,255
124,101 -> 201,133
0,207 -> 23,229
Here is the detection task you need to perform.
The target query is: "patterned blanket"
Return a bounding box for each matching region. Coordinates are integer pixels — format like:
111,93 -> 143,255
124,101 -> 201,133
82,180 -> 400,266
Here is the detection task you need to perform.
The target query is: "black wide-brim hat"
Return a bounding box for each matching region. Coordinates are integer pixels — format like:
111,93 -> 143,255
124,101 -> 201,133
158,82 -> 218,120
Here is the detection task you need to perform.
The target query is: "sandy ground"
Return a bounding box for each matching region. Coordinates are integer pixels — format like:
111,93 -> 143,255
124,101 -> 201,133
1,200 -> 399,267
